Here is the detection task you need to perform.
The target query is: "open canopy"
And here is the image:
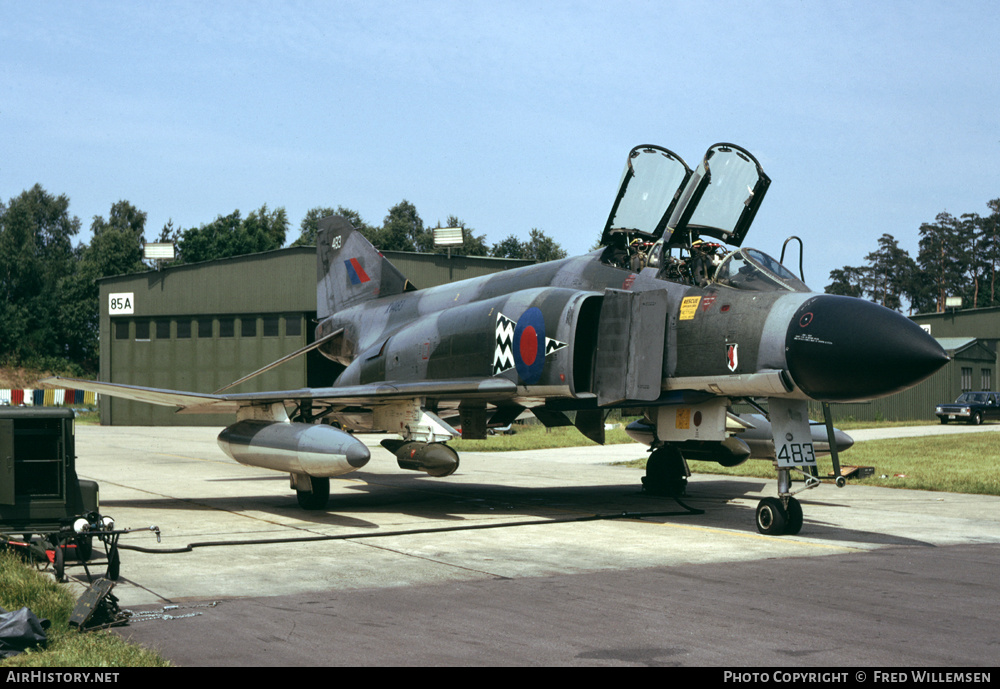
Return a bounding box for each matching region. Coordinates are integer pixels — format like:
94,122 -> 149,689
602,143 -> 770,248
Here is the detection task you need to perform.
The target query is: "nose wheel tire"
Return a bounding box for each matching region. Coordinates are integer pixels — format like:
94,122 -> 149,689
784,497 -> 804,535
756,496 -> 803,536
755,497 -> 787,535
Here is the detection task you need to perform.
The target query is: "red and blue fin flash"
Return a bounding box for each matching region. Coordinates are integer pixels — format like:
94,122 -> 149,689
344,258 -> 371,285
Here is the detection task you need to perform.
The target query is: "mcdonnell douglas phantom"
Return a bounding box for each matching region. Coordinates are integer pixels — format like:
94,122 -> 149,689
46,143 -> 948,535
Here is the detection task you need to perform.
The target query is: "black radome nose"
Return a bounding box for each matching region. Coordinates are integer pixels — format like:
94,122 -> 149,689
785,295 -> 949,402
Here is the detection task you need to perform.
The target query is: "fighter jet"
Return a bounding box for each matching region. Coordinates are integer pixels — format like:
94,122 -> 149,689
45,143 -> 948,536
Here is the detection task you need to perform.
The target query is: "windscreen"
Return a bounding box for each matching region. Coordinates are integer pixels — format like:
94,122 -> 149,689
714,248 -> 810,292
957,392 -> 988,404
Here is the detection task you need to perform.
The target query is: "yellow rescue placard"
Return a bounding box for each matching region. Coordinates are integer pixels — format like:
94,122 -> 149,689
679,296 -> 701,320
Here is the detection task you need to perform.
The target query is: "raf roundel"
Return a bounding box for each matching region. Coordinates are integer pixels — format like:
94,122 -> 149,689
492,310 -> 567,381
513,307 -> 547,384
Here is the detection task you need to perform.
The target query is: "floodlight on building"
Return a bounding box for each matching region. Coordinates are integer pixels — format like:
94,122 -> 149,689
143,243 -> 176,260
433,227 -> 464,259
143,242 -> 176,270
433,227 -> 464,247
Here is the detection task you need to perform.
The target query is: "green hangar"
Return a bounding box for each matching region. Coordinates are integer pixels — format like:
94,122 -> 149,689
99,247 -> 531,426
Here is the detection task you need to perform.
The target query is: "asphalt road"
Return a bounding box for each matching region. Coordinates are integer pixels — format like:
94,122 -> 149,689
55,424 -> 1000,666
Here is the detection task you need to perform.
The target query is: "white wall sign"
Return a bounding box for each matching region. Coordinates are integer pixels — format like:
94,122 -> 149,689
109,292 -> 134,315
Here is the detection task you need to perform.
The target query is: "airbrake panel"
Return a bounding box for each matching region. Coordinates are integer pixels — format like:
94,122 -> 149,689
594,289 -> 668,406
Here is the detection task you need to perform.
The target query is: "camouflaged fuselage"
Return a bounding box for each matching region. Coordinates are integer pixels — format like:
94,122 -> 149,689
316,244 -> 808,402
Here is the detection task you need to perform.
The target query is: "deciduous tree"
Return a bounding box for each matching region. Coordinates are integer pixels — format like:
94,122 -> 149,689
0,184 -> 80,365
176,205 -> 288,263
491,228 -> 566,262
292,206 -> 378,247
379,200 -> 429,252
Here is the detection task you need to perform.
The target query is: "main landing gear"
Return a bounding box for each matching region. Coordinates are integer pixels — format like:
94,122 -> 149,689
292,474 -> 331,510
641,446 -> 689,497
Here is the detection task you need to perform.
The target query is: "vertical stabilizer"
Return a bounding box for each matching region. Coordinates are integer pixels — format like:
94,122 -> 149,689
317,216 -> 411,318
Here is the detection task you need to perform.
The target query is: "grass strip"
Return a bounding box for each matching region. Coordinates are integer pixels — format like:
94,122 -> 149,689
616,433 -> 1000,496
0,551 -> 170,668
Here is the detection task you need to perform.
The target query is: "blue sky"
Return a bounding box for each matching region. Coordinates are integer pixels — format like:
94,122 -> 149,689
3,1 -> 998,289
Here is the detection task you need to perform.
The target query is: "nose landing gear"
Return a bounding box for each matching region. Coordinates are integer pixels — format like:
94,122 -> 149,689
755,495 -> 804,536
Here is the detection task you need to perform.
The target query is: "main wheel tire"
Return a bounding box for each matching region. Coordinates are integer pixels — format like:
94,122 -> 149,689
755,497 -> 788,535
643,446 -> 687,496
970,412 -> 983,426
296,476 -> 331,510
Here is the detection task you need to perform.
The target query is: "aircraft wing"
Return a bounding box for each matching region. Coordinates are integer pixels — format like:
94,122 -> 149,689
40,376 -> 519,415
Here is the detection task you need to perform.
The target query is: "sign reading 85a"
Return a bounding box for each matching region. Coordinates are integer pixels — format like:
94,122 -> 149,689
109,292 -> 134,315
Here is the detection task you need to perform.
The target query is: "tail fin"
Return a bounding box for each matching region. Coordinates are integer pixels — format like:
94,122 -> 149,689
317,216 -> 412,318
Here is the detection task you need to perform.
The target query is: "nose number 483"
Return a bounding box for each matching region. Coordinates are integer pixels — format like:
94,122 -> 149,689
777,442 -> 816,466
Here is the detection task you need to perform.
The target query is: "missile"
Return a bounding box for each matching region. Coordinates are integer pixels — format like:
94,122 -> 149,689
380,439 -> 460,477
218,420 -> 370,477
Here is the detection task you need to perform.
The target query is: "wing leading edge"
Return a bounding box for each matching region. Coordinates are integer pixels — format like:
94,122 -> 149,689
40,376 -> 519,415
